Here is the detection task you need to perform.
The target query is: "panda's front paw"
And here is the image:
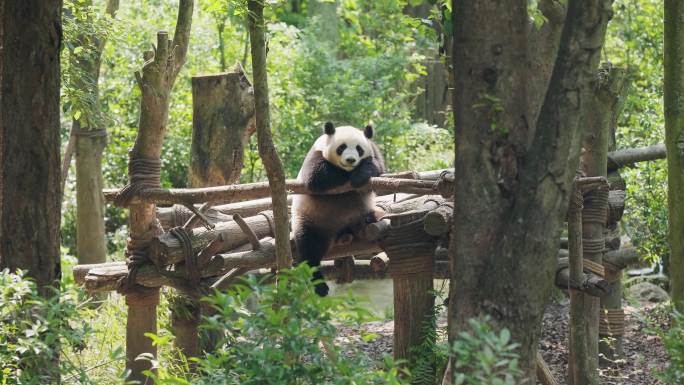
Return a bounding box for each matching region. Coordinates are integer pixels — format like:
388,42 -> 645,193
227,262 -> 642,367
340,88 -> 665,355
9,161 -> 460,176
314,282 -> 330,297
350,172 -> 371,188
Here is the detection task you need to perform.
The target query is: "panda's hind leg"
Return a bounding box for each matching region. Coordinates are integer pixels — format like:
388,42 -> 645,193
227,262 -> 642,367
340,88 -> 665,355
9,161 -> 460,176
295,224 -> 333,296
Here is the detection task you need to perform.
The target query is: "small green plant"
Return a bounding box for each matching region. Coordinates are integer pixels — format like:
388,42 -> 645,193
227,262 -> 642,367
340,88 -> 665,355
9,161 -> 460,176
145,264 -> 407,385
656,305 -> 684,384
0,269 -> 113,385
449,316 -> 523,385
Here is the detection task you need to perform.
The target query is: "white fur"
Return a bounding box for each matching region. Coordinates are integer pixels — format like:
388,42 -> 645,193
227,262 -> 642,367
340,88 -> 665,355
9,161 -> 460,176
314,125 -> 372,172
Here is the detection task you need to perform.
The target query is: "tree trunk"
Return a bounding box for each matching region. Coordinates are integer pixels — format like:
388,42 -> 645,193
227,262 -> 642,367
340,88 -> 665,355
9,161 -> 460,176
72,0 -> 119,265
587,65 -> 630,364
307,0 -> 338,45
76,125 -> 108,264
665,0 -> 684,313
122,1 -> 193,382
447,0 -> 613,382
404,3 -> 450,128
189,68 -> 256,187
0,0 -> 63,293
0,0 -> 62,381
247,0 -> 292,268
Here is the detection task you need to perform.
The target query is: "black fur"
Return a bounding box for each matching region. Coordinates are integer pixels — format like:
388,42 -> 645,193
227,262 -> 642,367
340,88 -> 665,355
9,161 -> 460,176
295,129 -> 386,297
325,121 -> 335,136
294,223 -> 333,296
299,151 -> 350,192
350,157 -> 382,188
364,124 -> 374,139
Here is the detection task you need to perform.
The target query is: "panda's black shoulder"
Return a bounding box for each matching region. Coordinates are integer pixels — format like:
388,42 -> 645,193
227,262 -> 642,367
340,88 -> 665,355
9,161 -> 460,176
299,149 -> 350,192
369,140 -> 386,173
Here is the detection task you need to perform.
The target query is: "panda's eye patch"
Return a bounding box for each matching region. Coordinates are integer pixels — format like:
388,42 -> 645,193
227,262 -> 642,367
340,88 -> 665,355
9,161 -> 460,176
336,144 -> 347,156
356,145 -> 364,157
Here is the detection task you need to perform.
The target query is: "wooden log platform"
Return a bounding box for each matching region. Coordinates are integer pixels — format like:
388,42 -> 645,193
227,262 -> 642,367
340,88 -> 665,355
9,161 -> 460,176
103,171 -> 455,206
607,143 -> 666,170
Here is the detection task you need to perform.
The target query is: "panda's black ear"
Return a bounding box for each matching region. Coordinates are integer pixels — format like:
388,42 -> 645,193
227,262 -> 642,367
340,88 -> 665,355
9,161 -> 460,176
324,122 -> 335,136
364,124 -> 374,139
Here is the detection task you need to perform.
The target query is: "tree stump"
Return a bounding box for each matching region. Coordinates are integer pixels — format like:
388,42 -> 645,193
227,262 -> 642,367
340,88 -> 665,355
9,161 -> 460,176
189,66 -> 255,187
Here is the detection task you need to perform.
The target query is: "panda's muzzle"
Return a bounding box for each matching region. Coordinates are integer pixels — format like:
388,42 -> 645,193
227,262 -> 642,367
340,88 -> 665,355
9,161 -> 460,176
345,157 -> 357,166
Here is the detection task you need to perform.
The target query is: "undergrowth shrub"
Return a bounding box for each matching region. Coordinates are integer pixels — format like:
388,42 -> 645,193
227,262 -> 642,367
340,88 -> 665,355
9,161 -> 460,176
0,270 -> 93,384
657,306 -> 684,383
448,317 -> 523,385
144,264 -> 407,385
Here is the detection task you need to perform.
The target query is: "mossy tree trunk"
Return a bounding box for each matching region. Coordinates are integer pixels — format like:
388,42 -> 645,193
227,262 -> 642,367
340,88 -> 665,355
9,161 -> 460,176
446,0 -> 613,383
665,0 -> 684,312
72,0 -> 120,266
0,0 -> 63,381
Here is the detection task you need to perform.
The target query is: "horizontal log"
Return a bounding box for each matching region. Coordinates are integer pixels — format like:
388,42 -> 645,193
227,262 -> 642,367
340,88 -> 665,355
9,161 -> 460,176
75,209 -> 441,292
149,211 -> 276,266
153,195 -> 442,266
76,237 -> 383,292
104,175 -> 454,206
157,193 -> 417,230
382,169 -> 453,181
607,143 -> 666,170
555,268 -> 609,297
156,196 -> 292,229
423,203 -> 452,236
556,246 -> 638,269
603,247 -> 640,269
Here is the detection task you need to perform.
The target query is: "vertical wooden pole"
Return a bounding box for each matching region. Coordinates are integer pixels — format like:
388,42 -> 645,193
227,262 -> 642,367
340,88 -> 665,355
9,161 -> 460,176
126,288 -> 160,385
385,232 -> 435,383
664,0 -> 684,313
171,68 -> 256,358
122,1 -> 194,381
247,0 -> 292,268
568,185 -> 588,385
170,295 -> 201,361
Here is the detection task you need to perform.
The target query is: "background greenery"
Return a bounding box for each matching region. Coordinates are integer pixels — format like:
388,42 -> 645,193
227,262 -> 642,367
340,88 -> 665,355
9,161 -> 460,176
47,0 -> 679,384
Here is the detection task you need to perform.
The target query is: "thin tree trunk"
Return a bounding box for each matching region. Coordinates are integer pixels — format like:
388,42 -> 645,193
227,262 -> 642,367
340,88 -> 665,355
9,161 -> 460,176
447,0 -> 613,382
124,1 -> 193,382
307,0 -> 338,45
665,0 -> 684,313
68,0 -> 120,265
247,0 -> 292,268
0,0 -> 63,381
61,127 -> 76,195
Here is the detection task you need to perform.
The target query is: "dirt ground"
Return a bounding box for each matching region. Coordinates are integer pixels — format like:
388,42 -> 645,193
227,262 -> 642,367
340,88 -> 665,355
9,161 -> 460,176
336,296 -> 670,384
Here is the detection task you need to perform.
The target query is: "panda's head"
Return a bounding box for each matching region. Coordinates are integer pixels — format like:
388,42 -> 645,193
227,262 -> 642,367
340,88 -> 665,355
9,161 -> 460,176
320,121 -> 374,172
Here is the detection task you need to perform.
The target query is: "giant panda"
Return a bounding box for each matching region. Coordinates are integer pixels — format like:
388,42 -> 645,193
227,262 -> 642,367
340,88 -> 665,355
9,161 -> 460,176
292,121 -> 386,296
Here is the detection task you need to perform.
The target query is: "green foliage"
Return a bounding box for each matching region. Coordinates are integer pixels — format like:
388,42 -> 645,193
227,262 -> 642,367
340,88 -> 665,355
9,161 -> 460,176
605,0 -> 668,266
0,270 -> 124,385
266,0 -> 433,176
653,305 -> 684,383
448,317 -> 523,385
145,265 -> 407,385
61,0 -> 119,128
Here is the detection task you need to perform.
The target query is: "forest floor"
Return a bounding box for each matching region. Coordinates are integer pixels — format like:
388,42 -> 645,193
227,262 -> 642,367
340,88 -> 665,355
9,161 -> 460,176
334,296 -> 670,385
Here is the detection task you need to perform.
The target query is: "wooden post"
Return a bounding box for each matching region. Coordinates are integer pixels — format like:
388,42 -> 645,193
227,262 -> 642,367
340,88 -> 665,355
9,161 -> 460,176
126,288 -> 160,385
599,66 -> 630,361
122,1 -> 193,382
189,67 -> 255,187
584,65 -> 631,364
575,64 -> 614,385
388,243 -> 435,377
568,184 -> 589,385
173,66 -> 256,358
247,0 -> 293,268
383,208 -> 437,383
